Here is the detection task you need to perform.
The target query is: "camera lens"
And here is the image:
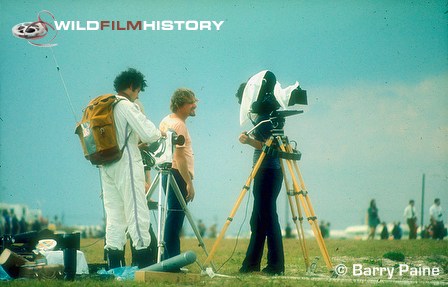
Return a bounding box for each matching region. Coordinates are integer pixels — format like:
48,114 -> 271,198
173,135 -> 185,145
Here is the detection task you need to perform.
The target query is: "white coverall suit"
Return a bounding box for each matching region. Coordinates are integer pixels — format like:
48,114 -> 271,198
100,95 -> 161,251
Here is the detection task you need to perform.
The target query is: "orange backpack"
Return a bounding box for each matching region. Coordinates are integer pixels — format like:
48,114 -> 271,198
75,94 -> 130,165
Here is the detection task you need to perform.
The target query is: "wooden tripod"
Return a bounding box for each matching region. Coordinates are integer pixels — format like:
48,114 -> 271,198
203,130 -> 334,275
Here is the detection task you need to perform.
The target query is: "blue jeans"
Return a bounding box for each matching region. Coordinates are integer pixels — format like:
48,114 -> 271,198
242,168 -> 285,271
162,169 -> 187,259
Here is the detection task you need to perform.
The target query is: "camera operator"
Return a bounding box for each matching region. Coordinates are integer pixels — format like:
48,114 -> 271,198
100,68 -> 163,269
159,88 -> 198,260
236,71 -> 285,276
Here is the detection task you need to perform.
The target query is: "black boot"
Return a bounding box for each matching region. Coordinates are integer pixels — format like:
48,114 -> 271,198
261,265 -> 284,276
131,224 -> 157,269
106,249 -> 125,270
132,246 -> 157,269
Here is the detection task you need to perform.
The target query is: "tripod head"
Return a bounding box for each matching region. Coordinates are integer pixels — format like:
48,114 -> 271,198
246,110 -> 303,136
270,110 -> 303,130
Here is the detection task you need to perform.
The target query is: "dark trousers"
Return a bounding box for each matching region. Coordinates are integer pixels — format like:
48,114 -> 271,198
242,168 -> 285,271
162,169 -> 187,259
432,221 -> 445,240
407,218 -> 417,239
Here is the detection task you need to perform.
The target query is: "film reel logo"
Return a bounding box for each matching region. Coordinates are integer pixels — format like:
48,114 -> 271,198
334,264 -> 348,276
12,10 -> 58,47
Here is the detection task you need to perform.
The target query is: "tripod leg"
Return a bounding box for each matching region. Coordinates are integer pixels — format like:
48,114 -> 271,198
280,160 -> 310,271
203,137 -> 274,268
145,172 -> 166,262
286,144 -> 333,269
145,172 -> 161,199
155,171 -> 171,262
168,174 -> 214,271
292,188 -> 313,271
276,137 -> 333,272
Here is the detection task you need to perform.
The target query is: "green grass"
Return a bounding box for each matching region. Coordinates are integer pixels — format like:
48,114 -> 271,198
3,238 -> 448,286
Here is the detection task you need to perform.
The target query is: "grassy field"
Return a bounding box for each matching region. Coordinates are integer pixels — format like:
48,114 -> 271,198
3,237 -> 447,286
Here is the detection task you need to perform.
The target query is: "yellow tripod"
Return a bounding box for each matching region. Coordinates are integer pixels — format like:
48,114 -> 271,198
204,127 -> 334,276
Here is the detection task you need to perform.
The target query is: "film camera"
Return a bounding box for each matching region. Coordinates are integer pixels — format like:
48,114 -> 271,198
141,130 -> 185,169
238,70 -> 308,127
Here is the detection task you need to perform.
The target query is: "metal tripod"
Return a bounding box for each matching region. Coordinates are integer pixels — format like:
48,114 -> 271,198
203,128 -> 334,276
145,163 -> 215,270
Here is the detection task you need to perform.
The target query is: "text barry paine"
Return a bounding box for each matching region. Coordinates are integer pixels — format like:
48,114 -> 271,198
352,264 -> 441,279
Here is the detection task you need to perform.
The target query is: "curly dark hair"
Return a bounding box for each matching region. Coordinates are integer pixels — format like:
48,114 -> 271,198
113,68 -> 148,93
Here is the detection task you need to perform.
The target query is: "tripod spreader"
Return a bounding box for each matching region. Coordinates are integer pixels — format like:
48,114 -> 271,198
262,143 -> 302,161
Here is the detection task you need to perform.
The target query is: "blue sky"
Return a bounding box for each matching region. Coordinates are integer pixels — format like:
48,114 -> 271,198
1,1 -> 447,236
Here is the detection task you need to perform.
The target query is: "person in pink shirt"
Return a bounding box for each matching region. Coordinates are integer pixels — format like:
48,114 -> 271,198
159,88 -> 198,259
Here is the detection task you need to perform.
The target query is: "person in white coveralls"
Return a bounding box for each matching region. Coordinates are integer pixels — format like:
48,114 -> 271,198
100,68 -> 162,269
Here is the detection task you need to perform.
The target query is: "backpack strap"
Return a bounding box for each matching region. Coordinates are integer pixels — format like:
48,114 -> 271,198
113,96 -> 133,152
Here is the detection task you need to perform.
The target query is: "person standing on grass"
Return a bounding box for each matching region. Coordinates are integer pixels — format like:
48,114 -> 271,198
430,198 -> 445,240
403,199 -> 418,239
100,68 -> 162,269
367,199 -> 380,240
159,88 -> 198,260
235,71 -> 285,276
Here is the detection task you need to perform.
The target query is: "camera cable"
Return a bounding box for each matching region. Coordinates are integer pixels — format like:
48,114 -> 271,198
215,186 -> 252,272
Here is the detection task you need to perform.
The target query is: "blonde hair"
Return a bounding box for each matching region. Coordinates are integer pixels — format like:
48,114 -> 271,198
170,88 -> 196,112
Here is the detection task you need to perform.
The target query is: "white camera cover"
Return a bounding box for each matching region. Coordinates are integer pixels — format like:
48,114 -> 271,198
239,70 -> 300,126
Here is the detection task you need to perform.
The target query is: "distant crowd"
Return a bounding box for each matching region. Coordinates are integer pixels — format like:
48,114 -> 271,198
2,198 -> 445,241
0,208 -> 52,236
0,207 -> 223,240
0,208 -> 107,239
367,198 -> 446,240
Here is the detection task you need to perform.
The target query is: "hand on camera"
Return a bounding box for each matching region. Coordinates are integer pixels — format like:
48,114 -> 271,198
239,132 -> 249,144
